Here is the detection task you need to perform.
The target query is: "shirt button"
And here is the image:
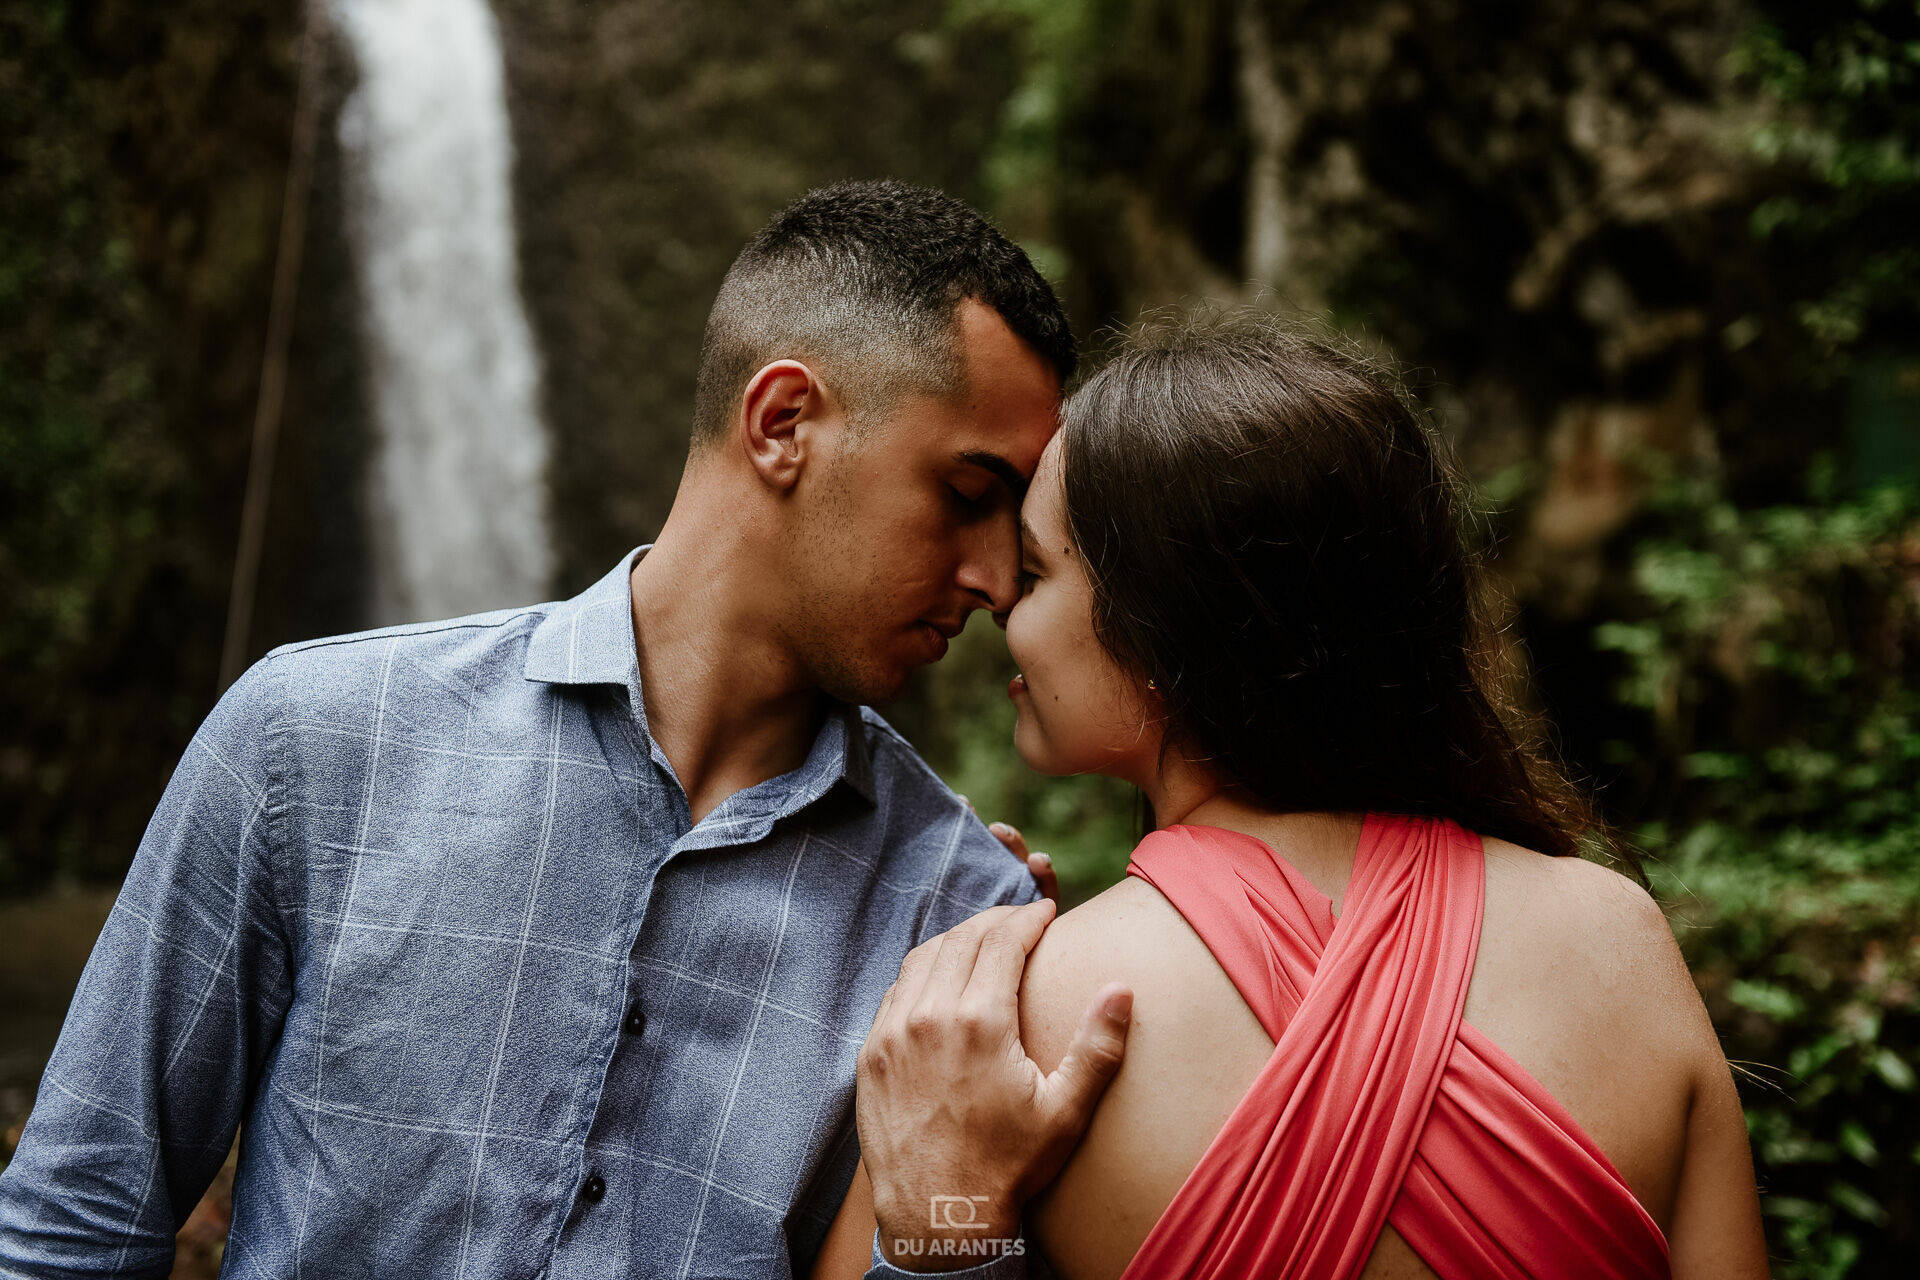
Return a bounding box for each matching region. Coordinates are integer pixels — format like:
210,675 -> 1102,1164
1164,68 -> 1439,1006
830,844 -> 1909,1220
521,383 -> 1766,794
581,1173 -> 606,1203
623,1004 -> 645,1036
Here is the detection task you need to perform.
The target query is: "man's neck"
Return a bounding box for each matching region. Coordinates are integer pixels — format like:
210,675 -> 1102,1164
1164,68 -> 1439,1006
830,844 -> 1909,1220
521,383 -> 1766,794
628,532 -> 829,826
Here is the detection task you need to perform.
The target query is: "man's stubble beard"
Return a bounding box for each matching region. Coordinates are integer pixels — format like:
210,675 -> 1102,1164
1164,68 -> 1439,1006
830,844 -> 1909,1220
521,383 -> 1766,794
783,470 -> 912,709
783,583 -> 911,709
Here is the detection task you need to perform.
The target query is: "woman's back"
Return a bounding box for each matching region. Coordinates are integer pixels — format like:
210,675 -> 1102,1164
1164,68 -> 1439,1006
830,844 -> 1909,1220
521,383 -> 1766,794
1016,808 -> 1765,1279
816,312 -> 1768,1278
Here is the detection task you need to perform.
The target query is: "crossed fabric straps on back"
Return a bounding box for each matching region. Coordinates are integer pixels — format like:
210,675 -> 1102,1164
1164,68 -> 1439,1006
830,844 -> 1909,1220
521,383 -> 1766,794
1120,815 -> 1670,1280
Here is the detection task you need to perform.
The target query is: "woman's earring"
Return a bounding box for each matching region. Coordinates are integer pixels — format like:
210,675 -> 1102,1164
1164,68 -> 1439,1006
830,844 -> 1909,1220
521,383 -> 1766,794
1146,679 -> 1158,691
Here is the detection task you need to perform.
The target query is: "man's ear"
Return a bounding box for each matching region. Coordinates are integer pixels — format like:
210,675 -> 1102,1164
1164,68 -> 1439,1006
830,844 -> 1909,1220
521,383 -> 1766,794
738,360 -> 834,493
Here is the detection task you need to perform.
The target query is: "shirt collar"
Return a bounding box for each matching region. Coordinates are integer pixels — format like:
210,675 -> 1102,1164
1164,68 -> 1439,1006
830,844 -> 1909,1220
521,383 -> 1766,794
522,546 -> 876,806
521,547 -> 645,688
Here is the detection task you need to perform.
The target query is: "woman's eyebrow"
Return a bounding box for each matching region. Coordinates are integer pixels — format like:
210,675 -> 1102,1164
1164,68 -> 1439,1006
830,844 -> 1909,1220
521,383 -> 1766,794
958,449 -> 1029,498
1022,516 -> 1074,561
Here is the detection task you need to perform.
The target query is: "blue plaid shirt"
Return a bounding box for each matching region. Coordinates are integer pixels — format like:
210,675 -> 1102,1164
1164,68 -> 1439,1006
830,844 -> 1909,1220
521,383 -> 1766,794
0,547 -> 1041,1279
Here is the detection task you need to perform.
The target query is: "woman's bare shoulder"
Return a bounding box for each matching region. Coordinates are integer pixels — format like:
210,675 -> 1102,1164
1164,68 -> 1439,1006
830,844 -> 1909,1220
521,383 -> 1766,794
1017,876 -> 1274,1279
1478,840 -> 1703,1022
1017,876 -> 1224,1074
1473,839 -> 1722,1229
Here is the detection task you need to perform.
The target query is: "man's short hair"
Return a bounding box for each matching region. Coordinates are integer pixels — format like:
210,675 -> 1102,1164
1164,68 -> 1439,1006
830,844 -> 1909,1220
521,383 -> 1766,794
688,180 -> 1077,450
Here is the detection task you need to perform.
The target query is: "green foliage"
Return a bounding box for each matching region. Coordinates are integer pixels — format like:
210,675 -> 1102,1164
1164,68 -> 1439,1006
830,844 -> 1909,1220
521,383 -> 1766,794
1595,470 -> 1920,1272
945,0 -> 1102,211
0,0 -> 297,892
0,3 -> 180,890
1659,828 -> 1920,1276
1595,474 -> 1918,837
1557,33 -> 1920,1261
1734,0 -> 1920,375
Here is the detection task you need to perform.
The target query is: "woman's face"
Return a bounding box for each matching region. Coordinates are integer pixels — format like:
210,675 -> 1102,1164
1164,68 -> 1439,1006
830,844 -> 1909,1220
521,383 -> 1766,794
1003,434 -> 1162,782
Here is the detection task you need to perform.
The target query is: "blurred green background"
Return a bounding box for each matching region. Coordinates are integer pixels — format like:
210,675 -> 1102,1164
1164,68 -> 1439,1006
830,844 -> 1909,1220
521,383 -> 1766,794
2,0 -> 1918,1275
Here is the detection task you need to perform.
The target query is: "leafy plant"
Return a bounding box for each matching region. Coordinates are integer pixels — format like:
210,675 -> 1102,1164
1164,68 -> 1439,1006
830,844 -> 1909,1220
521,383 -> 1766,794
1598,470 -> 1920,1274
1734,0 -> 1920,378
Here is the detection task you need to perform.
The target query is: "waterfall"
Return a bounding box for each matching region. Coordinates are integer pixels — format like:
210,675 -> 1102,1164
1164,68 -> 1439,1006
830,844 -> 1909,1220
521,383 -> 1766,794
328,0 -> 555,625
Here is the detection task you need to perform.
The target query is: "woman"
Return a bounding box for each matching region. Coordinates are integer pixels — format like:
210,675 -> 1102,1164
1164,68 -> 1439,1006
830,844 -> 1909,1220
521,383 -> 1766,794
815,312 -> 1769,1278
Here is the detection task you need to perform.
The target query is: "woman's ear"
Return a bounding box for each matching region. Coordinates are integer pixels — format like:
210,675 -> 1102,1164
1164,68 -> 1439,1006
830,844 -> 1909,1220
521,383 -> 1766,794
737,359 -> 832,492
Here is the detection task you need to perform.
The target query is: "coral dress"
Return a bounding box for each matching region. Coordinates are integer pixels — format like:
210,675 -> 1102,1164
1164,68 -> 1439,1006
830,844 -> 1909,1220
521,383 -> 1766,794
1118,815 -> 1671,1280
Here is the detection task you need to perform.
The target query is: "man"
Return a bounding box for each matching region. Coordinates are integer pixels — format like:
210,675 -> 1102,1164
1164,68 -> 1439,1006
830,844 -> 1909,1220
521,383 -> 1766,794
0,181 -> 1130,1279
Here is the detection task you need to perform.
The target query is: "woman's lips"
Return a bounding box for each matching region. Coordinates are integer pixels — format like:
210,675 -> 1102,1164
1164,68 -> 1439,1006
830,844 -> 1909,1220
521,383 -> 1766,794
1007,672 -> 1028,698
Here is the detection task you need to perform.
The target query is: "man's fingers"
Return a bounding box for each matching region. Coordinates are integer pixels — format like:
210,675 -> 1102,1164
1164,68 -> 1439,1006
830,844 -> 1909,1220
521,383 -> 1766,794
988,821 -> 1028,858
885,935 -> 945,1020
1039,982 -> 1133,1127
917,921 -> 990,1006
911,904 -> 1023,1009
862,980 -> 899,1059
958,898 -> 1056,1008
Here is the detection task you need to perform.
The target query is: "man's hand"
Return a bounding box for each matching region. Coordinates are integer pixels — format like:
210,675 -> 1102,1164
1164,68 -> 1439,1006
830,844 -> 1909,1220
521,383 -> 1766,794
960,796 -> 1058,903
855,900 -> 1133,1272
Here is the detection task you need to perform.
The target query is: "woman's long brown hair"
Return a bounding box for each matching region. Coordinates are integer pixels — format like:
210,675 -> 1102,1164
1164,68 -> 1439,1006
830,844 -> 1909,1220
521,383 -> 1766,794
1060,309 -> 1635,878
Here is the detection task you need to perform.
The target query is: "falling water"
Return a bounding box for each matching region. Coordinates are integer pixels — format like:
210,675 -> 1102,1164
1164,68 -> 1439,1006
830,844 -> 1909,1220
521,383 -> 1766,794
328,0 -> 554,625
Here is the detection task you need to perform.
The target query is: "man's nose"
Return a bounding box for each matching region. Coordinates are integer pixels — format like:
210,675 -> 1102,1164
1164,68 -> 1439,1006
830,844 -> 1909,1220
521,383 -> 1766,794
955,519 -> 1020,619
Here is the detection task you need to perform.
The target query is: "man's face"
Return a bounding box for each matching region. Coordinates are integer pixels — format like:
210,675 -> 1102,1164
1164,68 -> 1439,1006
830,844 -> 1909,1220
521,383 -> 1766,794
783,300 -> 1063,705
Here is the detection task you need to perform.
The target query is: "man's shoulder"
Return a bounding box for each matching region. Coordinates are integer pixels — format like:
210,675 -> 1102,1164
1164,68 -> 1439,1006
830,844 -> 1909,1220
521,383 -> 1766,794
264,603 -> 552,669
258,604 -> 554,720
853,706 -> 948,798
851,706 -> 1037,914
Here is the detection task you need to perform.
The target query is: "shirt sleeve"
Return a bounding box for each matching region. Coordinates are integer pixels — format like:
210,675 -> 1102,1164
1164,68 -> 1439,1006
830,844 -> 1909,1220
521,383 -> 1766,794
0,656 -> 296,1279
1000,864 -> 1044,908
910,812 -> 1045,947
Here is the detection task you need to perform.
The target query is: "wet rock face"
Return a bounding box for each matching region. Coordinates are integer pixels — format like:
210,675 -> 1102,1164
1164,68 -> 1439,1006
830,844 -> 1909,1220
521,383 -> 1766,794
489,0 -> 1022,591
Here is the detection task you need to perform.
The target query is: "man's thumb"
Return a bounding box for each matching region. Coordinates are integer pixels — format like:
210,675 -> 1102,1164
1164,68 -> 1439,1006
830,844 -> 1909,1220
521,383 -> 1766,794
1042,983 -> 1133,1126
